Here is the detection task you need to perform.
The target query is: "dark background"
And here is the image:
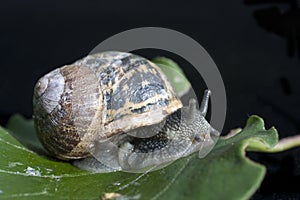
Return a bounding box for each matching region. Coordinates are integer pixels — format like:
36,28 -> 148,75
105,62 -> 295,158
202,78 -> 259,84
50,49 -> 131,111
0,0 -> 299,199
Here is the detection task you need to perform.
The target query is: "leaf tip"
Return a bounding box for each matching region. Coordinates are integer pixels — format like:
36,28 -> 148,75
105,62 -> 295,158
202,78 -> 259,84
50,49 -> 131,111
246,115 -> 263,124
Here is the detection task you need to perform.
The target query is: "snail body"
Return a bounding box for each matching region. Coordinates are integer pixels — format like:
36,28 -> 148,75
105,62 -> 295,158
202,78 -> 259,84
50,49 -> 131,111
33,51 -> 219,172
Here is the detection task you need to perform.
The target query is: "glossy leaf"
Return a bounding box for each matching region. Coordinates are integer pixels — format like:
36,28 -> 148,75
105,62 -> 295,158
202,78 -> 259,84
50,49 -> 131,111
0,115 -> 279,200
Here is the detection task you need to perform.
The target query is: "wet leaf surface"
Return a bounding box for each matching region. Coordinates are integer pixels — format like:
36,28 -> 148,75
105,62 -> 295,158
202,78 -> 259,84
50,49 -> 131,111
0,115 -> 278,200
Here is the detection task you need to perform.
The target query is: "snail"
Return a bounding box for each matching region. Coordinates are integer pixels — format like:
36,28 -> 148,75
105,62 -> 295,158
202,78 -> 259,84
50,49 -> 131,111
33,51 -> 220,172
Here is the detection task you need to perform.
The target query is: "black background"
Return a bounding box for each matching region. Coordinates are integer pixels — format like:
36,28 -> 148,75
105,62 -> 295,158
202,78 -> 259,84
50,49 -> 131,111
0,0 -> 300,199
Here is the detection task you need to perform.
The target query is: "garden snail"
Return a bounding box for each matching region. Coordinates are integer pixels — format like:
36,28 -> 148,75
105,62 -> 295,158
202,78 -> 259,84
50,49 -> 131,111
33,51 -> 220,172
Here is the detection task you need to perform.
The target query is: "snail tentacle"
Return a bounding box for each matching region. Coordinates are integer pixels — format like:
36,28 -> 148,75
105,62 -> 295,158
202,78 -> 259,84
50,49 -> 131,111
200,89 -> 211,116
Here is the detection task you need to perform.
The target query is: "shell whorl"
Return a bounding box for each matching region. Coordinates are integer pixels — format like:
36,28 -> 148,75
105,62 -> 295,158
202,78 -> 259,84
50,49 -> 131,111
33,51 -> 182,159
34,65 -> 102,159
76,52 -> 182,137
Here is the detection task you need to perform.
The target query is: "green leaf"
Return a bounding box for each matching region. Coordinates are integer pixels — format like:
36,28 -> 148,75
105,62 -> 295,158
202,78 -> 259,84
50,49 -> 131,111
5,114 -> 46,155
152,57 -> 191,97
0,115 -> 283,199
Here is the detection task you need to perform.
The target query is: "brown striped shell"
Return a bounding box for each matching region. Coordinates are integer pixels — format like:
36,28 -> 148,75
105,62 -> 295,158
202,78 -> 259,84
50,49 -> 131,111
33,51 -> 182,160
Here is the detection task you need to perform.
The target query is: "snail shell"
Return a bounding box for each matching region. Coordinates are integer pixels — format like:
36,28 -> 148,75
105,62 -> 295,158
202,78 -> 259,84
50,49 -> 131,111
33,52 -> 182,160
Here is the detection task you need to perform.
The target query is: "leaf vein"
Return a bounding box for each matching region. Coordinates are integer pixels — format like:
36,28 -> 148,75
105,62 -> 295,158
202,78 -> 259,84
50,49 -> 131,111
0,188 -> 52,198
151,157 -> 191,200
0,137 -> 33,153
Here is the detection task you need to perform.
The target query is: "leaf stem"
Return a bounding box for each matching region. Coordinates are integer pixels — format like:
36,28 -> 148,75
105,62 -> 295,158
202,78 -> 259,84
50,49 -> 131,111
248,135 -> 300,153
